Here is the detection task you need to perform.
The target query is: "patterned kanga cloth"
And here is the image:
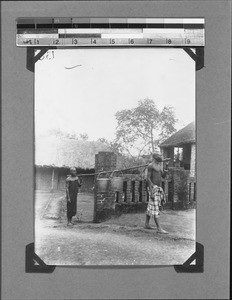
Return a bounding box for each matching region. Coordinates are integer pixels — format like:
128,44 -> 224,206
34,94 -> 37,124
146,185 -> 166,216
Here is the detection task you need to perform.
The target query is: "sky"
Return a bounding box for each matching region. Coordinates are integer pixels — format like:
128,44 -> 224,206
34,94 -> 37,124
35,48 -> 195,141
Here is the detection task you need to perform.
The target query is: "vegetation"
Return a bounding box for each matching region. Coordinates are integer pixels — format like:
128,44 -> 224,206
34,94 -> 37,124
48,129 -> 89,141
114,98 -> 177,160
43,98 -> 178,169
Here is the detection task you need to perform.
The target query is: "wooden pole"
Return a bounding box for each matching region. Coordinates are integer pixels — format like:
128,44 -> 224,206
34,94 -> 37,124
78,163 -> 149,177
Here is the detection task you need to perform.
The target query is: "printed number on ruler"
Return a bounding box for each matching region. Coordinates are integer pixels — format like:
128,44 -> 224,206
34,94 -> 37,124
72,38 -> 78,44
34,39 -> 40,45
22,39 -> 33,45
53,39 -> 61,45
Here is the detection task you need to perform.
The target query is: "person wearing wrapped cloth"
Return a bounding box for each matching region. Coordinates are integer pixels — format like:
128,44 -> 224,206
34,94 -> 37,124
65,167 -> 82,226
145,152 -> 170,234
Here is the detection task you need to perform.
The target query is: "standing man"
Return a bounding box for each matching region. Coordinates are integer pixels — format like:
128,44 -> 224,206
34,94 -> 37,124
145,152 -> 170,233
66,167 -> 82,226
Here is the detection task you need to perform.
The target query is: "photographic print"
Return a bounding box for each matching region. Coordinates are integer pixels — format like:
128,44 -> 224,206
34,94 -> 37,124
35,48 -> 196,265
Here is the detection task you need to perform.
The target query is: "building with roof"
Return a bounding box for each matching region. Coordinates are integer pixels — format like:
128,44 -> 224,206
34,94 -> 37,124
158,122 -> 196,208
35,135 -> 110,191
160,121 -> 196,178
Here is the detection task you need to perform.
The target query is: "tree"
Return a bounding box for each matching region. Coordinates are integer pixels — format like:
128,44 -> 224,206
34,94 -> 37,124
48,129 -> 90,141
79,133 -> 89,141
115,98 -> 177,159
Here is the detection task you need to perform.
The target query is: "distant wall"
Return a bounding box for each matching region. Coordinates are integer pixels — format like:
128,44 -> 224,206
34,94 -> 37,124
35,167 -> 94,193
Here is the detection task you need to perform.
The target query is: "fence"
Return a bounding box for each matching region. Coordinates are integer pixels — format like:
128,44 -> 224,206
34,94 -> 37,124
94,165 -> 196,222
106,172 -> 196,207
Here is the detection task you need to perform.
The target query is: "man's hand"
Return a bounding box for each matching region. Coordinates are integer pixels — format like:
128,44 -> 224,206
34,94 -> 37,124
67,197 -> 71,203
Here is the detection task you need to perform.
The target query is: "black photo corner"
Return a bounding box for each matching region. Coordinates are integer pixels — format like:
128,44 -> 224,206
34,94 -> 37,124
26,242 -> 204,273
23,18 -> 204,271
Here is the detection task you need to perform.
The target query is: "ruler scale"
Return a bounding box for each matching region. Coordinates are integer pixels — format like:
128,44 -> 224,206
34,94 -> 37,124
16,18 -> 205,47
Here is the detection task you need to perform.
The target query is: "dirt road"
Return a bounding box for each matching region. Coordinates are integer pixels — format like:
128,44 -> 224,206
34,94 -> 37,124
35,191 -> 195,266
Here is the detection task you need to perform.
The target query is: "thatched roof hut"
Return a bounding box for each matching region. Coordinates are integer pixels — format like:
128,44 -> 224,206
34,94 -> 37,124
160,122 -> 195,148
35,135 -> 112,191
35,135 -> 111,169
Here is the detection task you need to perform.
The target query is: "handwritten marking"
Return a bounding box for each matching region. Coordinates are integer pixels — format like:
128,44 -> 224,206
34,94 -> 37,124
65,64 -> 82,69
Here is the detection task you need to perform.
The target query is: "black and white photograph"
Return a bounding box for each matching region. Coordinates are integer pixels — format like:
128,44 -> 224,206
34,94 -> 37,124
1,1 -> 231,299
34,47 -> 196,265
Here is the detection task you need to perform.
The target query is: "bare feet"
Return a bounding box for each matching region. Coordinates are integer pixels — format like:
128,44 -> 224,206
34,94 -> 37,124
144,225 -> 154,229
157,228 -> 169,234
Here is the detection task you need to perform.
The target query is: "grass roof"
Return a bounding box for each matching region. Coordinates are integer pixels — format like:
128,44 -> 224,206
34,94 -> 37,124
35,135 -> 111,168
160,122 -> 195,148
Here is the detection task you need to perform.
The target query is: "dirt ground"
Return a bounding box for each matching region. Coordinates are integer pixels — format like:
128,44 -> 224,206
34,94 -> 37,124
35,191 -> 196,266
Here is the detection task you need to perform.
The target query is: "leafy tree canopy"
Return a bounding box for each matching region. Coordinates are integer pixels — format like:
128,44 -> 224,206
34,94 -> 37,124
114,98 -> 177,159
